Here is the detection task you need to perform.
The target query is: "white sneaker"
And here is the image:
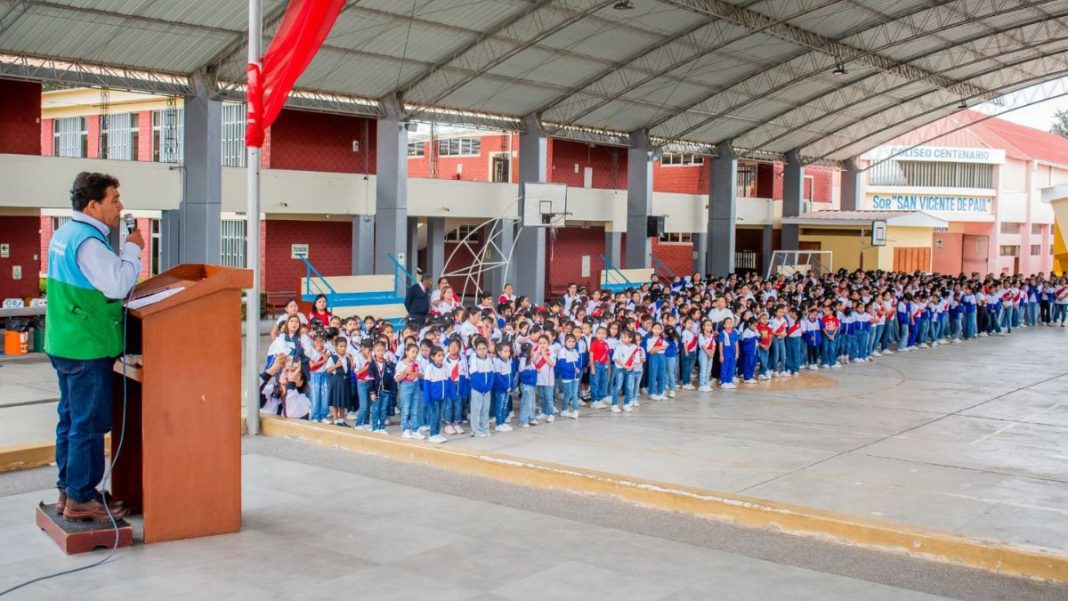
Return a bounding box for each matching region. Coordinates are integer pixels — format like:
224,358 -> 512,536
632,399 -> 640,407
411,430 -> 425,440
357,424 -> 372,431
497,424 -> 513,432
640,388 -> 648,396
346,411 -> 357,420
569,411 -> 579,420
722,383 -> 736,390
521,423 -> 530,428
428,435 -> 447,443
667,390 -> 676,398
682,384 -> 695,390
698,386 -> 713,392
871,351 -> 881,357
319,418 -> 332,424
623,404 -> 633,412
590,401 -> 605,409
832,363 -> 841,369
453,425 -> 465,435
744,379 -> 756,384
401,430 -> 412,439
611,405 -> 622,413
374,429 -> 388,435
444,424 -> 455,435
919,343 -> 929,348
546,415 -> 555,423
758,374 -> 769,381
883,349 -> 893,354
418,426 -> 430,433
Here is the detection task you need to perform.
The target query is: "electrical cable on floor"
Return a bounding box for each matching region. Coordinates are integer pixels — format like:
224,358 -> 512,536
0,285 -> 136,597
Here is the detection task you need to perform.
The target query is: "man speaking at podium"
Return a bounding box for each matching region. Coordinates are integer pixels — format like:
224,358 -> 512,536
45,172 -> 144,522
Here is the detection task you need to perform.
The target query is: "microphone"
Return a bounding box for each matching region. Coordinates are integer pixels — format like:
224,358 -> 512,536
122,213 -> 136,235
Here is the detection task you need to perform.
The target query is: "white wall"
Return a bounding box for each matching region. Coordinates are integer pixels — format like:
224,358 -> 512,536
0,154 -> 781,231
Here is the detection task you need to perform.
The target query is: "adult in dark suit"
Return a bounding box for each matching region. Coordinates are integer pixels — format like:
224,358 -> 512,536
405,274 -> 432,327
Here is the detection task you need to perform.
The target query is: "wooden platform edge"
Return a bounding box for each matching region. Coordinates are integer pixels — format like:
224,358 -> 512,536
259,415 -> 1068,584
36,502 -> 133,554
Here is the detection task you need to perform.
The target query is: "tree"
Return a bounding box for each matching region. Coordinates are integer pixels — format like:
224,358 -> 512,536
1052,109 -> 1068,138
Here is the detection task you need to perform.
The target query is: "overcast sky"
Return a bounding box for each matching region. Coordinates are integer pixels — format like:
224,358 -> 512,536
977,78 -> 1068,133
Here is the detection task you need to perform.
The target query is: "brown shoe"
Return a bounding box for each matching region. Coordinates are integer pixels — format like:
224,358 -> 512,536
56,489 -> 67,515
63,497 -> 130,522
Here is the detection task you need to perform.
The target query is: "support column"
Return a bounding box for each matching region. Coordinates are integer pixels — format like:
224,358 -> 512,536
484,219 -> 514,298
374,98 -> 408,295
406,217 -> 419,277
761,224 -> 774,276
179,74 -> 222,264
515,115 -> 547,305
707,142 -> 737,277
626,131 -> 653,269
426,216 -> 446,281
782,150 -> 804,252
351,215 -> 374,275
160,210 -> 181,271
839,158 -> 863,212
692,232 -> 707,276
605,230 -> 622,269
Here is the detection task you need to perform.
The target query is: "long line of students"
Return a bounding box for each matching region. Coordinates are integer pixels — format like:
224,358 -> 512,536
258,271 -> 1068,441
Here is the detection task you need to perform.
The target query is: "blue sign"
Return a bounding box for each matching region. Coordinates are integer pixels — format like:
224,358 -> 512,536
870,194 -> 991,214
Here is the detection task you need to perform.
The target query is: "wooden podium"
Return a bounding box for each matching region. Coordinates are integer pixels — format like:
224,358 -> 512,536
110,264 -> 252,543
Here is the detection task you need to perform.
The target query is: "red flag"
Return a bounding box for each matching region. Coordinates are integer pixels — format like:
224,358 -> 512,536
247,0 -> 345,147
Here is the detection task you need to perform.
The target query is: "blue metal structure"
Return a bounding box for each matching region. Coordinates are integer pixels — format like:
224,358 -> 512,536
599,255 -> 645,294
298,254 -> 417,327
650,253 -> 676,280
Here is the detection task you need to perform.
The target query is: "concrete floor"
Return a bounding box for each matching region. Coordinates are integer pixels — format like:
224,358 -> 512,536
4,329 -> 1066,558
2,437 -> 1066,601
449,327 -> 1068,555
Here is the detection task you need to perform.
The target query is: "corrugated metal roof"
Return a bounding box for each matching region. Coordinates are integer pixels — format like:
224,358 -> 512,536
3,0 -> 1068,163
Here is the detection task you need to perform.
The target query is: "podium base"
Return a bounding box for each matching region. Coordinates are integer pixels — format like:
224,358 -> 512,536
36,502 -> 134,554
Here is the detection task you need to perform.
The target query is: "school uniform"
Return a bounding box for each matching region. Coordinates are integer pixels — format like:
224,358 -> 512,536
492,356 -> 514,428
785,318 -> 803,374
802,318 -> 822,368
739,328 -> 759,382
718,329 -> 740,385
820,315 -> 839,367
468,354 -> 495,436
517,357 -> 538,426
680,329 -> 698,388
768,317 -> 787,374
325,354 -> 352,418
533,347 -> 557,418
444,353 -> 469,425
612,342 -> 643,408
352,352 -> 374,428
421,361 -> 449,439
367,359 -> 396,432
394,358 -> 422,435
755,324 -> 772,377
557,346 -> 582,413
697,332 -> 717,388
589,338 -> 612,403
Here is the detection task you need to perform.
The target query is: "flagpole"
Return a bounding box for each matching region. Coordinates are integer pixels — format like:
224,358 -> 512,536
245,0 -> 262,436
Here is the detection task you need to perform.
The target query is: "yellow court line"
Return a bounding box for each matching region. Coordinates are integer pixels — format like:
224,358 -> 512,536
260,415 -> 1068,583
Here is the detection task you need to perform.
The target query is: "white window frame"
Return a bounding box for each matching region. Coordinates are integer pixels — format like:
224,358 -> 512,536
152,108 -> 184,164
437,137 -> 480,157
220,219 -> 247,267
53,116 -> 86,158
407,141 -> 426,158
657,232 -> 692,244
660,153 -> 704,167
444,224 -> 477,242
102,112 -> 137,160
221,104 -> 246,167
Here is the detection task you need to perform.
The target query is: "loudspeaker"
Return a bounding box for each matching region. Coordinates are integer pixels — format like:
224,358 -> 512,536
646,215 -> 665,237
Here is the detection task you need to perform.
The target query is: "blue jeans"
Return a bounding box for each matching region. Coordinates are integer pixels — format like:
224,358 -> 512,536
425,398 -> 443,437
664,355 -> 678,392
536,385 -> 556,416
770,338 -> 786,373
355,381 -> 371,426
1054,304 -> 1067,324
399,381 -> 419,432
647,353 -> 665,396
611,369 -> 626,406
624,371 -> 640,406
590,364 -> 609,401
493,390 -> 510,425
560,379 -> 580,412
680,350 -> 696,387
697,350 -> 713,387
469,389 -> 491,435
898,321 -> 909,350
310,372 -> 329,421
821,337 -> 836,366
999,306 -> 1012,332
868,325 -> 883,355
965,312 -> 977,339
519,385 -> 535,425
444,395 -> 463,424
756,348 -> 769,376
371,391 -> 392,431
50,355 -> 114,503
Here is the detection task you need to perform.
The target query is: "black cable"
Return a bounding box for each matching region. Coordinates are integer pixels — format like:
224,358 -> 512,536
0,279 -> 137,597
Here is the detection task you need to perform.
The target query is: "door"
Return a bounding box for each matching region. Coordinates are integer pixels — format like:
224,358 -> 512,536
893,247 -> 932,272
961,234 -> 988,276
491,154 -> 510,183
583,166 -> 593,189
